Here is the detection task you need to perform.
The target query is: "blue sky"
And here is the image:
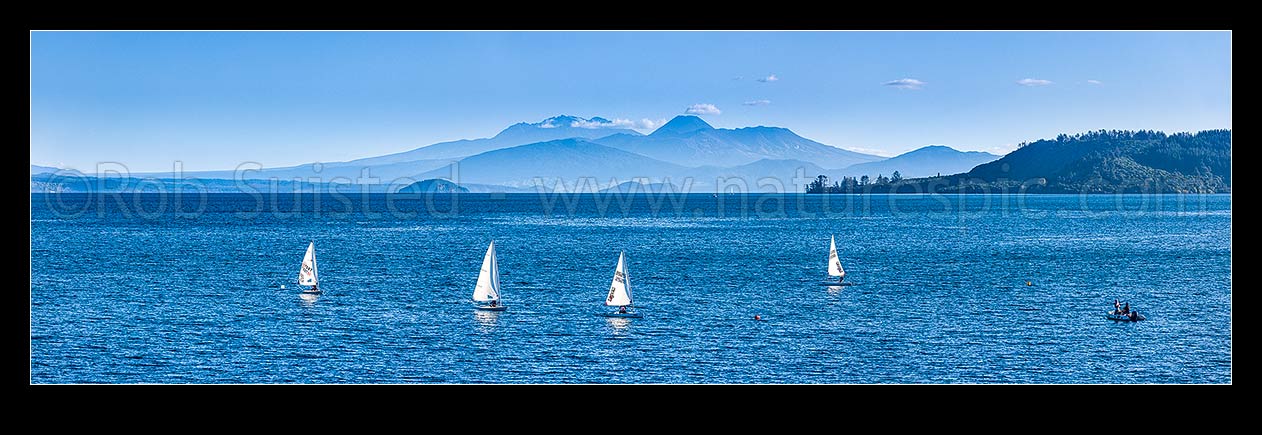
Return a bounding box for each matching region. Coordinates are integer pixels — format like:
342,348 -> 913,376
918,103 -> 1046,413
31,31 -> 1231,172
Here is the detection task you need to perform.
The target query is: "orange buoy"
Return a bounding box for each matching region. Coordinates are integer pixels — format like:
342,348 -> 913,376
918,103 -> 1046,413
754,315 -> 761,321
1026,281 -> 1032,286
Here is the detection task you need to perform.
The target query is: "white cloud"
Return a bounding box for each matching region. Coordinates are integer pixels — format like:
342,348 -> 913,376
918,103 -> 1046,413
883,78 -> 926,90
1086,79 -> 1103,85
637,118 -> 668,130
732,76 -> 743,80
571,118 -> 667,130
742,99 -> 772,106
990,144 -> 1018,155
685,104 -> 722,115
571,119 -> 617,129
756,74 -> 779,83
840,146 -> 895,158
538,120 -> 558,128
1016,78 -> 1053,87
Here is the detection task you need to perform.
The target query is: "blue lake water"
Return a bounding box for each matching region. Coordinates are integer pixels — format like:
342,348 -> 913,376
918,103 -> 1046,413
29,193 -> 1232,383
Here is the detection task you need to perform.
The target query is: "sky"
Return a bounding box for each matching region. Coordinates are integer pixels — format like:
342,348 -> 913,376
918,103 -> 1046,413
30,31 -> 1231,172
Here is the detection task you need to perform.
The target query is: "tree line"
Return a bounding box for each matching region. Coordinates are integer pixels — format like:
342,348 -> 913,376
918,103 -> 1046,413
805,171 -> 902,193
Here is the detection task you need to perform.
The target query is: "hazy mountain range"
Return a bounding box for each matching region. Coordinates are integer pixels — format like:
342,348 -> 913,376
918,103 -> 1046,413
30,165 -> 81,176
591,116 -> 883,168
836,145 -> 1000,178
599,181 -> 682,194
32,114 -> 1004,192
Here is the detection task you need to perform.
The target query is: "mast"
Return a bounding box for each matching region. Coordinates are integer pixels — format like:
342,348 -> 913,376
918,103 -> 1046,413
623,251 -> 632,305
310,240 -> 318,286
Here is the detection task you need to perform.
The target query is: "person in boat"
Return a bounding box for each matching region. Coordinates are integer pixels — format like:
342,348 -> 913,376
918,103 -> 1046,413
1123,302 -> 1130,315
1114,299 -> 1121,313
490,300 -> 497,308
1129,310 -> 1138,320
619,306 -> 627,314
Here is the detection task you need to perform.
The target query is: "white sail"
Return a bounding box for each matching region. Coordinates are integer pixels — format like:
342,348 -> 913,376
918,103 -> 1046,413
605,251 -> 633,306
472,241 -> 501,302
299,241 -> 319,286
827,235 -> 845,278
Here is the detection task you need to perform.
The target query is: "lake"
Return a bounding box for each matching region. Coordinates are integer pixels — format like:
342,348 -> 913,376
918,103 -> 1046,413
29,193 -> 1232,383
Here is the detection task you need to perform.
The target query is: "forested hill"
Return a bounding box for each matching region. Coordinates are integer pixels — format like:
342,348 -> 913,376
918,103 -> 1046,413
967,129 -> 1230,192
807,129 -> 1230,194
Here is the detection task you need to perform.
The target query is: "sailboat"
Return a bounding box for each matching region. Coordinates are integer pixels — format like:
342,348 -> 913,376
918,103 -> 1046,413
820,235 -> 846,285
600,251 -> 642,318
473,241 -> 506,311
299,241 -> 321,294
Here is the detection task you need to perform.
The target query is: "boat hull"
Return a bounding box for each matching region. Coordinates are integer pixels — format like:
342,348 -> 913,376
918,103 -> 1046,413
476,305 -> 507,311
301,289 -> 322,295
1106,312 -> 1145,322
600,312 -> 643,318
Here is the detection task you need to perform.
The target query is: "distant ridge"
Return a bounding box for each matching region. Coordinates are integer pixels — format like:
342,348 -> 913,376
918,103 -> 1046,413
393,178 -> 469,193
598,181 -> 681,193
837,145 -> 999,178
596,115 -> 883,168
317,115 -> 643,165
650,115 -> 714,136
30,164 -> 82,176
413,138 -> 691,191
